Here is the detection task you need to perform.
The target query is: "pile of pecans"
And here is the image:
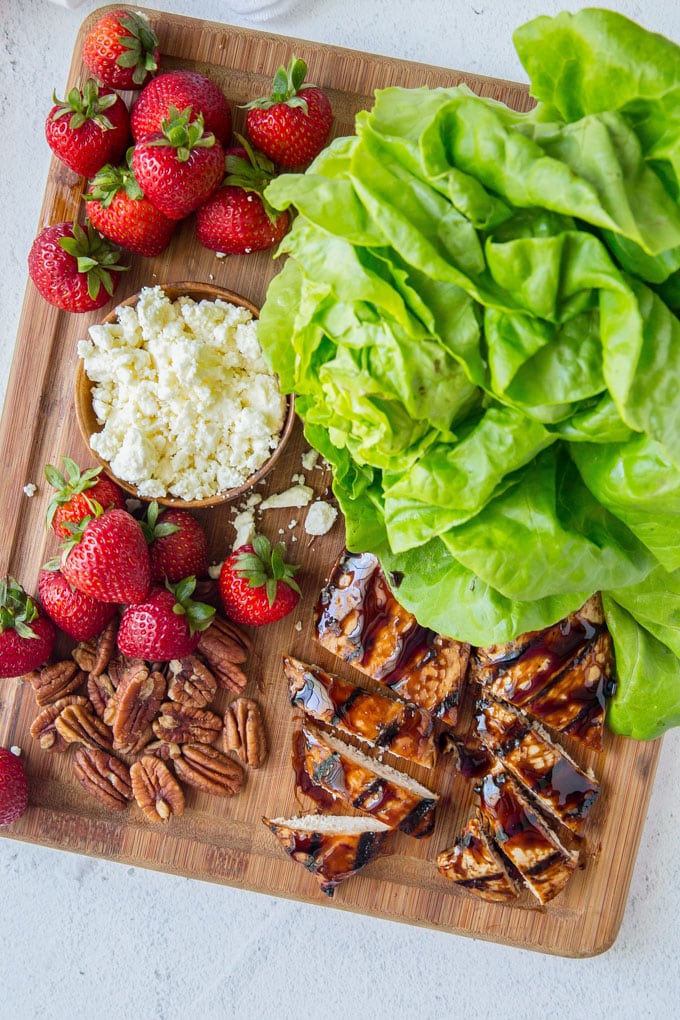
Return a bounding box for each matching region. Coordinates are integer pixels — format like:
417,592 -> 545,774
25,614 -> 267,823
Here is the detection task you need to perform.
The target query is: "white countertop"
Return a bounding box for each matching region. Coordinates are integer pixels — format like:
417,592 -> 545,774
2,1 -> 680,1015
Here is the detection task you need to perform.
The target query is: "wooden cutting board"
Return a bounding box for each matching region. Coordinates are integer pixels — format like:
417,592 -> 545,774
0,5 -> 662,957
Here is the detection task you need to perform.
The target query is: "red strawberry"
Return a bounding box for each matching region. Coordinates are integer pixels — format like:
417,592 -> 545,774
0,577 -> 55,679
45,79 -> 130,178
218,535 -> 300,627
196,138 -> 290,254
82,9 -> 160,91
84,157 -> 175,257
132,107 -> 224,220
243,57 -> 332,169
60,507 -> 151,605
131,70 -> 232,144
28,220 -> 128,314
0,748 -> 29,826
45,457 -> 127,539
117,578 -> 215,660
140,502 -> 209,583
38,567 -> 117,642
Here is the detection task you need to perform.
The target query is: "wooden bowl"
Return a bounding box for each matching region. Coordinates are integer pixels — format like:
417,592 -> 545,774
74,282 -> 295,508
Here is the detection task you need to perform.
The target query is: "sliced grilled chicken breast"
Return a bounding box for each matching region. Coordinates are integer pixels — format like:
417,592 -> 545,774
470,595 -> 614,750
478,764 -> 579,904
475,696 -> 600,835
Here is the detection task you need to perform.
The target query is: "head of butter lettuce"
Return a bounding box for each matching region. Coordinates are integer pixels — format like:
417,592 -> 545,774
259,8 -> 680,740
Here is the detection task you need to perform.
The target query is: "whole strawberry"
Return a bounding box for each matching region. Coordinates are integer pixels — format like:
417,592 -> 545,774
45,457 -> 127,539
218,535 -> 300,627
28,220 -> 128,313
117,578 -> 215,660
38,567 -> 117,642
132,107 -> 224,220
82,8 -> 160,91
45,79 -> 130,178
141,502 -> 209,584
0,577 -> 55,679
196,139 -> 290,255
84,157 -> 176,257
131,69 -> 232,144
0,748 -> 29,827
60,507 -> 151,605
243,56 -> 332,169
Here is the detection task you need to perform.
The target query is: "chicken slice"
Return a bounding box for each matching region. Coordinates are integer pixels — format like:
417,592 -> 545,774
437,813 -> 521,903
471,595 -> 614,750
295,723 -> 438,838
315,548 -> 469,724
263,813 -> 390,896
284,655 -> 437,769
478,764 -> 579,904
475,696 -> 600,835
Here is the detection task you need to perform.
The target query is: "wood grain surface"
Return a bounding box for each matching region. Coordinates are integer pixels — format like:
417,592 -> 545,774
0,5 -> 662,957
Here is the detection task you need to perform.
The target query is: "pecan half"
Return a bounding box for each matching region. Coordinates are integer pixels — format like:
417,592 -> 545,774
108,664 -> 166,755
87,672 -> 117,720
166,656 -> 217,708
92,617 -> 119,675
54,703 -> 114,751
30,660 -> 87,705
223,697 -> 267,768
130,756 -> 185,823
72,747 -> 132,811
196,617 -> 250,693
152,702 -> 222,745
30,695 -> 90,753
71,639 -> 97,674
173,743 -> 244,797
143,740 -> 182,762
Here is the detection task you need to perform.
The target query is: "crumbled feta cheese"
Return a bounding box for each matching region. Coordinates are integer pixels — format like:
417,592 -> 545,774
294,621 -> 303,632
301,448 -> 319,471
304,500 -> 338,536
10,745 -> 21,757
232,507 -> 257,549
23,483 -> 36,497
78,286 -> 285,502
260,484 -> 314,510
208,561 -> 223,580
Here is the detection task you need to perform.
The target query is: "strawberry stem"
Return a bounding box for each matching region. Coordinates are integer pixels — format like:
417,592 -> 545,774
166,576 -> 215,634
234,534 -> 301,607
44,456 -> 105,529
0,577 -> 41,639
241,56 -> 313,114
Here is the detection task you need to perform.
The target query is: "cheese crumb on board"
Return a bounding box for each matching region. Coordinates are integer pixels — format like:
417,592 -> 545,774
259,484 -> 313,510
301,448 -> 319,471
77,286 -> 285,502
23,483 -> 36,497
304,500 -> 338,536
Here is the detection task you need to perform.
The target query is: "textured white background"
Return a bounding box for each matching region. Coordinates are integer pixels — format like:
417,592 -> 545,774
1,2 -> 679,1016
